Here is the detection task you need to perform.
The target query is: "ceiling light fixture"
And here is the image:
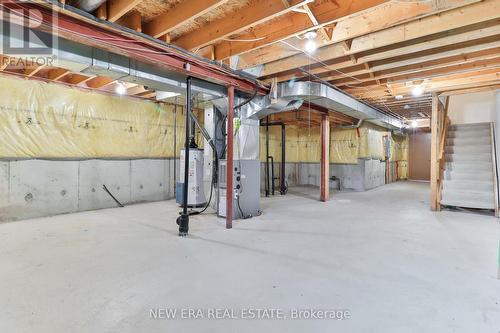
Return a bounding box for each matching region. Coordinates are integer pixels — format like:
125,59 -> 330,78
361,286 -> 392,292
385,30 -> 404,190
304,31 -> 318,54
395,95 -> 404,100
412,85 -> 424,97
304,39 -> 317,53
115,82 -> 126,95
411,120 -> 418,128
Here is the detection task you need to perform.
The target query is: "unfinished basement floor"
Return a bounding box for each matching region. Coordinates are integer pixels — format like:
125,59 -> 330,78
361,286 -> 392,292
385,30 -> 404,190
1,182 -> 499,332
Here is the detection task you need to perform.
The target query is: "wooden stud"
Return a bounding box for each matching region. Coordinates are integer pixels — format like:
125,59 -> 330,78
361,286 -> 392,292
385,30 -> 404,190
117,11 -> 142,32
107,0 -> 142,22
95,3 -> 107,20
430,92 -> 440,211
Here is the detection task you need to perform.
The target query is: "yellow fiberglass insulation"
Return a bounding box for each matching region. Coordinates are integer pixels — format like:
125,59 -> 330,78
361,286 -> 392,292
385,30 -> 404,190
259,123 -> 409,168
0,75 -> 191,159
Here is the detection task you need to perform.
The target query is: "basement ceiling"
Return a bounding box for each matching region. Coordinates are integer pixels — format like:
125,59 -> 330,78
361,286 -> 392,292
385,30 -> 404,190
5,0 -> 500,122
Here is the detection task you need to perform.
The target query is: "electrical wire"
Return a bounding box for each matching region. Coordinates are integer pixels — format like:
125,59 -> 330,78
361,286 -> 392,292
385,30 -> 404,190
223,37 -> 267,42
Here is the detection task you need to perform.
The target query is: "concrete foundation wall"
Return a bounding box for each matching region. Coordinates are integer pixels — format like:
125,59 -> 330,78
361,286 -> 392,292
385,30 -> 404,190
261,159 -> 387,193
0,159 -> 177,222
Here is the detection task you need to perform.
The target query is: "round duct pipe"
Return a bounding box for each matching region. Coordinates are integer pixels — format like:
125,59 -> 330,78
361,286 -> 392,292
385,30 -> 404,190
67,0 -> 107,12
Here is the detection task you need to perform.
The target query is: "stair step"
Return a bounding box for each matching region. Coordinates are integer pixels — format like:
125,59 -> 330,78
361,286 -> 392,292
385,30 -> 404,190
441,190 -> 495,210
447,129 -> 491,138
444,161 -> 492,172
445,144 -> 491,154
442,180 -> 494,192
446,137 -> 491,146
445,152 -> 491,162
449,123 -> 491,131
440,199 -> 495,210
443,171 -> 493,182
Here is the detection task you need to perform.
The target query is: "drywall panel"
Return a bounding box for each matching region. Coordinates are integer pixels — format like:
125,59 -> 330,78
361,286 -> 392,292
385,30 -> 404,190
448,90 -> 497,125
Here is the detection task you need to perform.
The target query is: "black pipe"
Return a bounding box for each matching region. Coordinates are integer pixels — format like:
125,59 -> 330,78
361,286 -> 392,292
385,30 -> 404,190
173,99 -> 177,196
280,123 -> 286,195
177,76 -> 192,237
268,156 -> 275,195
261,121 -> 287,195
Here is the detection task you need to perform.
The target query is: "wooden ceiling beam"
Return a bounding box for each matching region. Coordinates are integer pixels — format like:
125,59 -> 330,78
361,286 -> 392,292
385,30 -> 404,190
257,1 -> 500,78
117,11 -> 142,32
236,0 -> 479,69
270,23 -> 500,82
173,0 -> 311,51
379,58 -> 500,86
326,47 -> 500,85
218,0 -> 389,62
349,0 -> 499,55
24,64 -> 46,77
47,68 -> 69,81
65,74 -> 93,85
346,68 -> 500,97
143,0 -> 231,38
86,76 -> 116,89
105,0 -> 142,22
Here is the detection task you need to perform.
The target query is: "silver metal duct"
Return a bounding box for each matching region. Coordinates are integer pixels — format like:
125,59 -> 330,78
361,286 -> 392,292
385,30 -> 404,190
1,29 -> 226,100
67,0 -> 107,12
277,82 -> 404,129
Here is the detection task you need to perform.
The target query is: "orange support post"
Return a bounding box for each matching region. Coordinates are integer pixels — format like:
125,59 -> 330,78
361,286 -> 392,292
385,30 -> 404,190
320,114 -> 330,202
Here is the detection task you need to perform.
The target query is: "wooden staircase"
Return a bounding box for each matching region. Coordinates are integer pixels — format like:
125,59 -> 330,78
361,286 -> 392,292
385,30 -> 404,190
430,94 -> 499,216
441,123 -> 497,211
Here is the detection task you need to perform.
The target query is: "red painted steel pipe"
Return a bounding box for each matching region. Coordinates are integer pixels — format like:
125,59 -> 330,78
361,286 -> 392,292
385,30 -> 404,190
226,86 -> 234,229
320,114 -> 330,202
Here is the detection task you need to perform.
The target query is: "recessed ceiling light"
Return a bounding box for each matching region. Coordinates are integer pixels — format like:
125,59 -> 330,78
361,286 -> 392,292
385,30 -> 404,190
411,120 -> 418,128
404,105 -> 410,109
395,95 -> 404,100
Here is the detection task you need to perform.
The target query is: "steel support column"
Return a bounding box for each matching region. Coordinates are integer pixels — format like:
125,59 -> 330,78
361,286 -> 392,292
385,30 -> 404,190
226,86 -> 235,229
178,77 -> 192,236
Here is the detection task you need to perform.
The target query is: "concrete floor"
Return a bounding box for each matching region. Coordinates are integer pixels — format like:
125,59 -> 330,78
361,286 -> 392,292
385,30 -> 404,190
1,181 -> 499,332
